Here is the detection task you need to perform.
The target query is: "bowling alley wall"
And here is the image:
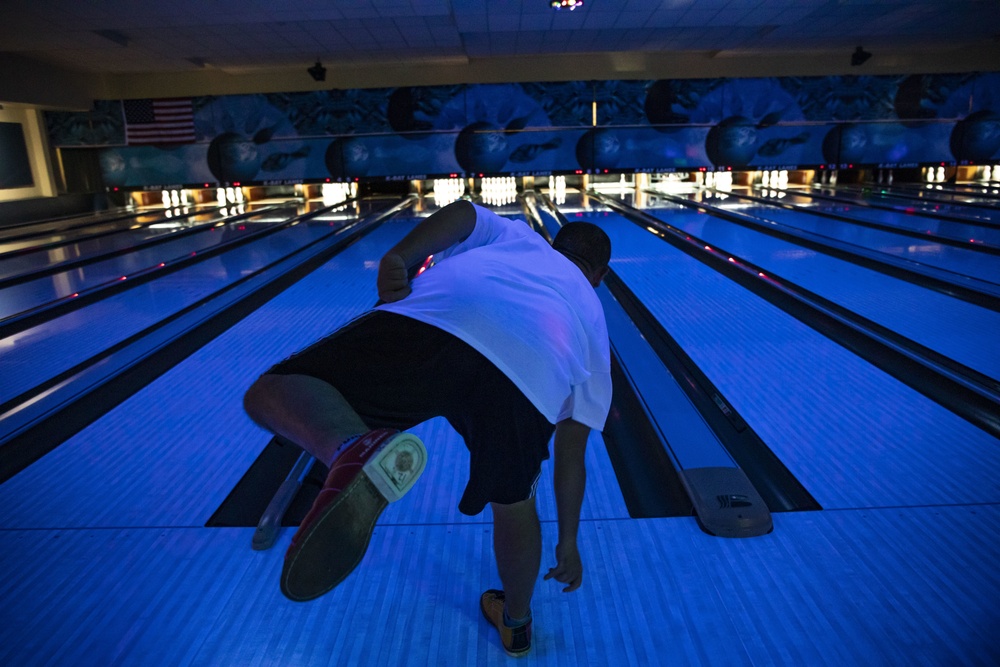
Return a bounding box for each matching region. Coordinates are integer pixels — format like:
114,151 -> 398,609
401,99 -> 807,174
43,72 -> 1000,190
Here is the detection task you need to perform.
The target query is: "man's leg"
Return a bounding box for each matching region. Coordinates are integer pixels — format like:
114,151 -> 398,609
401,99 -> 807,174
249,372 -> 428,601
243,373 -> 368,467
490,498 -> 542,619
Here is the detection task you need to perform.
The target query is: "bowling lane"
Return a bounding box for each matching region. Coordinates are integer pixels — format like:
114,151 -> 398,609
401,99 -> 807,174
683,190 -> 1000,285
827,183 -> 1000,214
0,218 -> 411,529
0,207 -> 247,282
0,206 -> 301,318
809,184 -> 1000,226
0,206 -> 144,240
0,203 -> 371,407
0,206 -> 219,255
630,196 -> 1000,381
763,188 -> 1000,246
0,208 -> 629,530
575,199 -> 1000,510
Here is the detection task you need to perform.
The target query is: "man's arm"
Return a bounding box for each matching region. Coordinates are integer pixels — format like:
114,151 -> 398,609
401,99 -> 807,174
544,418 -> 589,592
377,199 -> 476,303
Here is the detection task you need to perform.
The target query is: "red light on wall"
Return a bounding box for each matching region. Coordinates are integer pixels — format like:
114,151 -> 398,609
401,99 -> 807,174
119,276 -> 127,281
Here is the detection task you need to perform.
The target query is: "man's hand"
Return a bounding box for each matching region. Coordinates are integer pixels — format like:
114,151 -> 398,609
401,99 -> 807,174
377,252 -> 411,303
544,542 -> 583,592
376,200 -> 475,304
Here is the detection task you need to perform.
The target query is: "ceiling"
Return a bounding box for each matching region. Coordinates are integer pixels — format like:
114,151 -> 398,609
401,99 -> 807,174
1,0 -> 999,106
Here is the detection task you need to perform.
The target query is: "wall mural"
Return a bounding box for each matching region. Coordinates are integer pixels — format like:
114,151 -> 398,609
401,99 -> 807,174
43,72 -> 1000,189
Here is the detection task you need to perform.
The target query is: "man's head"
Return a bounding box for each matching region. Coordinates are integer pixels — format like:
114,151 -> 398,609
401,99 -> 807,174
552,222 -> 611,287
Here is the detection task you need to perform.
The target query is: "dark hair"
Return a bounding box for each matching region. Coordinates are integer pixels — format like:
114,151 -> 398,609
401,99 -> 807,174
552,222 -> 611,274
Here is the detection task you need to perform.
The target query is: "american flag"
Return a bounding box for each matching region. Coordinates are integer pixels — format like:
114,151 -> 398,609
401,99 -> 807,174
122,98 -> 195,145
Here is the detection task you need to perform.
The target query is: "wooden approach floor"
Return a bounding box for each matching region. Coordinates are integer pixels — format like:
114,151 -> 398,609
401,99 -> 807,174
1,218 -> 998,666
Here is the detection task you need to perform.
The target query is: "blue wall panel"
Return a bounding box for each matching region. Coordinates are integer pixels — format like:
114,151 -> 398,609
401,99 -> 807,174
56,72 -> 1000,189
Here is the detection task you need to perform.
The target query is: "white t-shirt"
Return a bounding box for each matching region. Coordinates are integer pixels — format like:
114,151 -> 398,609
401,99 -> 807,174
377,204 -> 611,431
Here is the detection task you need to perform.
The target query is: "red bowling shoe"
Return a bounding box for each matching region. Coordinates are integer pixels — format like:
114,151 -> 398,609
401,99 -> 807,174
280,428 -> 426,601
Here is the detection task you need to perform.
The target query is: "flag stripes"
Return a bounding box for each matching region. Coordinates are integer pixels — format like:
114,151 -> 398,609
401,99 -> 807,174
123,98 -> 195,145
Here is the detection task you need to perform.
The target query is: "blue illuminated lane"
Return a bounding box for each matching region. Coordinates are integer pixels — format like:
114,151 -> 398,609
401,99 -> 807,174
0,207 -> 299,318
0,211 -> 630,532
773,190 -> 1000,246
907,183 -> 1000,204
839,182 -> 1000,208
690,193 -> 1000,285
0,205 -> 371,406
0,210 -> 231,281
577,204 -> 1000,510
0,207 -> 145,241
0,200 -> 994,667
812,185 -> 1000,225
0,209 -> 212,255
634,199 -> 1000,380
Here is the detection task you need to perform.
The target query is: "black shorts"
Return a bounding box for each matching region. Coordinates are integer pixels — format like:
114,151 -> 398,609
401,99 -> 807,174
263,310 -> 554,515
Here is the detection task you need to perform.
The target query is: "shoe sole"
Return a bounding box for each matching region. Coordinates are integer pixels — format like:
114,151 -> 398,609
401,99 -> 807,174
280,433 -> 426,602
